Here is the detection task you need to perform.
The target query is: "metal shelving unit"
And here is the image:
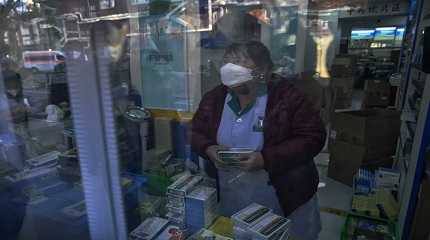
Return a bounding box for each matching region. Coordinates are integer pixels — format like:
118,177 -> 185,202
395,0 -> 430,238
397,0 -> 424,110
397,74 -> 430,239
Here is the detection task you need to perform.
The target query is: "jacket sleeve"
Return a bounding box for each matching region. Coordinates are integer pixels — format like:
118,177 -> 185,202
191,93 -> 218,158
262,88 -> 326,176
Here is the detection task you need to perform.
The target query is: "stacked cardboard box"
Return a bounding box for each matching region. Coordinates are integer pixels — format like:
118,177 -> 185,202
364,79 -> 391,108
328,109 -> 400,186
330,55 -> 357,109
333,86 -> 354,109
166,174 -> 203,229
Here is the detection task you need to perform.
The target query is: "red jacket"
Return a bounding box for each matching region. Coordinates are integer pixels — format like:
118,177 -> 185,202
191,77 -> 326,216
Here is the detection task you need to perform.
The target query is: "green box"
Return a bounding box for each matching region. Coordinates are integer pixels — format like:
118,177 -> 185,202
341,213 -> 397,240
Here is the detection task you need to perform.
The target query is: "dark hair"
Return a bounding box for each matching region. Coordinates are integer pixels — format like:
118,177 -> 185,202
224,41 -> 274,71
3,71 -> 23,100
244,41 -> 274,71
223,43 -> 248,60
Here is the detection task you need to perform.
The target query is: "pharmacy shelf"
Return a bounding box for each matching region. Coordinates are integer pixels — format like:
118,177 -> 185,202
398,73 -> 430,240
398,0 -> 425,110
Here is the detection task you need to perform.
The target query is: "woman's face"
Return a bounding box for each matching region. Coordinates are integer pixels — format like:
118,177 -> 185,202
222,52 -> 257,95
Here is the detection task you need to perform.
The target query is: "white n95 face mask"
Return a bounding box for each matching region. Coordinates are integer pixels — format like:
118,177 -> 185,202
220,63 -> 253,87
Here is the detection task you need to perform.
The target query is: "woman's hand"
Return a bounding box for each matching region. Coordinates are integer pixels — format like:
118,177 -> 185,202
205,145 -> 229,169
239,152 -> 265,172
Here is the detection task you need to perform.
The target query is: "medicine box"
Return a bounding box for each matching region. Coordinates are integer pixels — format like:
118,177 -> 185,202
231,203 -> 272,230
249,213 -> 290,240
129,217 -> 169,240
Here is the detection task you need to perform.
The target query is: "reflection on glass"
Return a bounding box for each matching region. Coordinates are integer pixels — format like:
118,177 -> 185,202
371,27 -> 397,48
0,50 -> 90,240
350,29 -> 375,49
395,27 -> 405,46
0,0 -> 412,239
0,1 -> 89,239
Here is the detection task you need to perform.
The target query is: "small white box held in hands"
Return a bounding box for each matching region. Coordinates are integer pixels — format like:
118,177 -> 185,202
217,148 -> 254,166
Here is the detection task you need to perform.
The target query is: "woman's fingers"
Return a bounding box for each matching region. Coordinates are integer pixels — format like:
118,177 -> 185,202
238,156 -> 255,171
238,152 -> 264,172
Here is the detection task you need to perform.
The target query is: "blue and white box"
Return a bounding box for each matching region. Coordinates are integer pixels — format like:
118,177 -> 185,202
185,186 -> 218,234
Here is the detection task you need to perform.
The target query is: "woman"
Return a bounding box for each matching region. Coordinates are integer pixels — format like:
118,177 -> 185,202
0,59 -> 28,240
191,41 -> 326,239
0,59 -> 29,130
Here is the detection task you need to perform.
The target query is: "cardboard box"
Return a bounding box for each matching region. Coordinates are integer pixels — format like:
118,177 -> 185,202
334,86 -> 353,99
364,79 -> 391,107
330,55 -> 357,88
331,65 -> 354,78
331,109 -> 400,148
328,140 -> 396,164
328,141 -> 394,186
334,97 -> 352,109
333,86 -> 353,109
333,55 -> 357,67
332,77 -> 355,88
364,92 -> 390,107
331,55 -> 357,77
366,79 -> 391,92
328,109 -> 400,187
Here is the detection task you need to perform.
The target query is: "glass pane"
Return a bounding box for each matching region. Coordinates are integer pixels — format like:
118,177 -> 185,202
2,0 -> 414,239
106,0 -> 409,239
0,2 -> 91,240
